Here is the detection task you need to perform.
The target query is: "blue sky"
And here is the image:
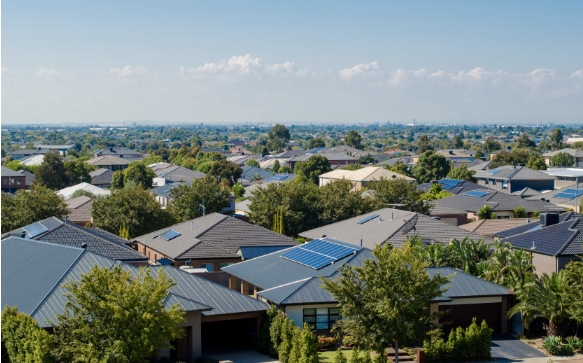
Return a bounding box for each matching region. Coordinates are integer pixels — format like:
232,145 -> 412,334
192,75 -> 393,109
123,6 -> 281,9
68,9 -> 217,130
2,1 -> 582,124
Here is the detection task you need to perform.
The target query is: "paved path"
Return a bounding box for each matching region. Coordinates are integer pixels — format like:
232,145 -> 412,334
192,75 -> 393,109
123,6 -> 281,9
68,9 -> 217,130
206,349 -> 280,363
490,333 -> 547,360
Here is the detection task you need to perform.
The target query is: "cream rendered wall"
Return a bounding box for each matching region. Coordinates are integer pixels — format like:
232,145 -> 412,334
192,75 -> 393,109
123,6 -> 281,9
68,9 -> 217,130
157,310 -> 202,360
285,304 -> 338,328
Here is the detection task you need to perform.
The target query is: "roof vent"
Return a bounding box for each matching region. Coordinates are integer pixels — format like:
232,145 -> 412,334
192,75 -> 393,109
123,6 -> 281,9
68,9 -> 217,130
530,241 -> 536,250
81,243 -> 87,249
449,150 -> 454,155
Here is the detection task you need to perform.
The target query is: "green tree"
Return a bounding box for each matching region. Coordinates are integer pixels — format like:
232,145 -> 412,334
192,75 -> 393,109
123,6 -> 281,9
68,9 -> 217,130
1,306 -> 55,363
268,124 -> 291,153
571,141 -> 583,150
70,189 -> 97,199
526,154 -> 547,170
446,163 -> 476,182
369,178 -> 431,215
322,244 -> 450,362
111,170 -> 125,189
516,133 -> 536,148
421,183 -> 452,201
307,137 -> 326,149
550,129 -> 564,149
91,184 -> 174,237
232,182 -> 245,198
388,161 -> 411,177
34,150 -> 68,189
563,260 -> 583,326
417,135 -> 434,153
483,137 -> 501,153
294,155 -> 332,184
1,184 -> 68,233
209,159 -> 243,187
124,162 -> 156,189
52,265 -> 185,362
412,151 -> 451,183
64,160 -> 96,186
317,179 -> 381,226
508,272 -> 571,337
488,149 -> 532,169
453,135 -> 464,149
513,206 -> 527,218
550,152 -> 574,167
345,130 -> 363,149
448,237 -> 490,276
474,149 -> 485,160
245,158 -> 260,167
299,323 -> 319,363
477,205 -> 497,220
272,160 -> 281,173
168,176 -> 231,222
481,241 -> 535,290
334,349 -> 347,363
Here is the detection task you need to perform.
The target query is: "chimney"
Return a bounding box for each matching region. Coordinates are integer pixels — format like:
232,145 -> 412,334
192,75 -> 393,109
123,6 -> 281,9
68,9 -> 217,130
540,213 -> 559,227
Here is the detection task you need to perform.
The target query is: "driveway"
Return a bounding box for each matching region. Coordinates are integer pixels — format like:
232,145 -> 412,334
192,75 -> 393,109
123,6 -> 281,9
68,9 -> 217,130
490,334 -> 547,360
205,349 -> 280,363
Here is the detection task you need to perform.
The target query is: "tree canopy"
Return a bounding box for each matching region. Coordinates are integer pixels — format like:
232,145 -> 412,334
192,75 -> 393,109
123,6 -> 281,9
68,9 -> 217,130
168,176 -> 231,222
293,155 -> 332,184
52,265 -> 185,362
268,124 -> 291,153
550,129 -> 564,149
34,150 -> 68,190
446,163 -> 476,182
307,137 -> 326,149
368,178 -> 431,215
516,133 -> 536,149
1,184 -> 69,233
477,205 -> 497,220
344,130 -> 363,149
209,159 -> 243,187
550,152 -> 574,167
1,306 -> 55,363
526,154 -> 547,170
488,148 -> 532,169
124,162 -> 157,189
321,243 -> 450,361
417,135 -> 434,153
412,151 -> 451,183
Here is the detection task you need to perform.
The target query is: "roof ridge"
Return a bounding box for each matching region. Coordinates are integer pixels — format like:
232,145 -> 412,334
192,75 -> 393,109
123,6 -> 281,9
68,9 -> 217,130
556,219 -> 582,256
280,277 -> 320,305
190,214 -> 230,238
60,222 -> 138,254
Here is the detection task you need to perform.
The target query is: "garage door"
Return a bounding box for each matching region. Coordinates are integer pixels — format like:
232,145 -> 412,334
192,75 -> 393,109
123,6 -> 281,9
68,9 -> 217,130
201,318 -> 259,352
439,302 -> 501,334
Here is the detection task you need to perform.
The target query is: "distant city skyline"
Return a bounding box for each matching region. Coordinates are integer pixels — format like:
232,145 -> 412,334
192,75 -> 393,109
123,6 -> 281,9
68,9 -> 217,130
2,1 -> 582,125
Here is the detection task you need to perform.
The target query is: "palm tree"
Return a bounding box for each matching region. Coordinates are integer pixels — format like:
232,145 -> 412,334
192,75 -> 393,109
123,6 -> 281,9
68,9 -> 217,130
508,272 -> 570,337
449,237 -> 489,275
481,241 -> 535,289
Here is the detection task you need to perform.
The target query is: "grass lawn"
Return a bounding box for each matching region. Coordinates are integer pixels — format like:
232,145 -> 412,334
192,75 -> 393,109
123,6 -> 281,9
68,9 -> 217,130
319,349 -> 375,363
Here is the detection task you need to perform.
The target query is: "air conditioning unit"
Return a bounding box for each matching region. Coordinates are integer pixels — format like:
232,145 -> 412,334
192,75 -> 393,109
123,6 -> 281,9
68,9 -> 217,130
540,213 -> 559,227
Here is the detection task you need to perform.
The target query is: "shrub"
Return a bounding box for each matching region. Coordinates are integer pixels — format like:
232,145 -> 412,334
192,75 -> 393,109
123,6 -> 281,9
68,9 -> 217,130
334,349 -> 347,363
349,349 -> 360,363
542,336 -> 574,356
566,336 -> 583,352
424,318 -> 493,362
1,306 -> 54,363
318,336 -> 336,350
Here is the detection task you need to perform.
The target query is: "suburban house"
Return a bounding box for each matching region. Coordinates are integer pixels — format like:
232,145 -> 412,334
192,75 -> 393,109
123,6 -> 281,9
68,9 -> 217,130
413,149 -> 477,164
417,179 -> 484,195
33,144 -> 75,155
151,182 -> 235,212
286,153 -> 360,170
57,182 -> 111,200
542,168 -> 583,190
510,187 -> 542,199
93,147 -> 145,160
7,148 -> 51,160
1,166 -> 26,193
90,168 -> 115,188
65,196 -> 93,226
86,155 -> 130,171
18,154 -> 46,166
240,166 -> 276,183
429,204 -> 472,226
526,186 -> 583,213
132,213 -> 296,276
433,189 -> 565,220
2,237 -> 269,360
494,212 -> 583,276
222,238 -> 512,334
150,163 -> 207,185
543,148 -> 583,167
2,217 -> 148,263
299,208 -> 494,249
473,166 -> 556,194
243,174 -> 298,198
459,218 -> 535,238
318,166 -> 415,190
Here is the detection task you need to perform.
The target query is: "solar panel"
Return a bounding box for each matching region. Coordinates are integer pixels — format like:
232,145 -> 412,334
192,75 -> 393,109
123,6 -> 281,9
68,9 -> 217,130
562,189 -> 583,197
555,192 -> 577,199
158,229 -> 181,241
488,168 -> 503,175
281,239 -> 359,269
357,214 -> 379,224
464,190 -> 489,197
440,179 -> 462,186
22,222 -> 49,238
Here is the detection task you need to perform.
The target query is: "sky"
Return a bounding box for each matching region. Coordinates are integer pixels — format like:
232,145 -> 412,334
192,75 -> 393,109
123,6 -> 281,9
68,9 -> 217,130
2,0 -> 582,125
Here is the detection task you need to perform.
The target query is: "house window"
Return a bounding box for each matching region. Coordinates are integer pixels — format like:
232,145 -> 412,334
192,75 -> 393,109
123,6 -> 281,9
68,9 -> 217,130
17,179 -> 22,185
220,262 -> 234,269
2,179 -> 6,185
491,179 -> 496,186
484,179 -> 489,185
200,263 -> 214,272
502,180 -> 508,189
303,307 -> 341,330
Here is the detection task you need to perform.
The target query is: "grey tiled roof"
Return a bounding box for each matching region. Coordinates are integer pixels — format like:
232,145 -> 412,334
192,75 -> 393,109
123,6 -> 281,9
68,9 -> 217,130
417,180 -> 483,195
3,238 -> 267,327
151,182 -> 191,199
133,213 -> 296,260
3,217 -> 147,261
154,165 -> 206,183
90,168 -> 114,185
459,219 -> 535,237
494,212 -> 582,238
16,170 -> 35,187
511,187 -> 542,198
66,196 -> 93,223
241,166 -> 276,181
475,166 -> 556,181
1,166 -> 22,177
299,208 -> 494,250
526,185 -> 583,205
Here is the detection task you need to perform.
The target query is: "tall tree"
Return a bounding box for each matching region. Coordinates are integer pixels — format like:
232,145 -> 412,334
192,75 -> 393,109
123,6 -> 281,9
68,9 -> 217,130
293,155 -> 332,184
268,124 -> 291,153
368,178 -> 431,215
549,152 -> 574,167
388,161 -> 411,177
34,150 -> 68,189
91,184 -> 174,237
550,129 -> 564,149
446,163 -> 476,182
412,151 -> 451,183
322,244 -> 450,362
167,176 -> 231,222
516,133 -> 536,149
316,179 -> 382,226
64,160 -> 96,185
417,135 -> 434,153
488,148 -> 532,169
307,137 -> 326,149
124,162 -> 156,189
483,137 -> 502,152
52,266 -> 184,362
1,306 -> 55,363
477,205 -> 497,220
453,135 -> 464,149
563,260 -> 583,326
111,170 -> 125,189
344,130 -> 363,149
209,159 -> 243,187
1,184 -> 68,233
526,154 -> 547,170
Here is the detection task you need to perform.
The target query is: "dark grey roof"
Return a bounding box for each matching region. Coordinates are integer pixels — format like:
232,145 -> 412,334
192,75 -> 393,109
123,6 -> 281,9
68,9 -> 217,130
526,186 -> 583,205
299,208 -> 494,250
3,217 -> 147,262
434,190 -> 565,214
90,168 -> 114,185
240,166 -> 276,181
16,170 -> 35,187
502,216 -> 583,256
475,166 -> 556,181
377,156 -> 413,167
493,212 -> 582,238
94,147 -> 144,157
2,238 -> 267,327
133,213 -> 296,260
237,245 -> 296,259
1,166 -> 23,177
417,180 -> 483,195
511,187 -> 542,198
154,165 -> 206,183
151,182 -> 191,199
274,150 -> 308,158
8,148 -> 50,156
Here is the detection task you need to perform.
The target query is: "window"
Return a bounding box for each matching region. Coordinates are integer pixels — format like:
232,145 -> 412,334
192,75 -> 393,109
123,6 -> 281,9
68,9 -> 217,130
2,179 -> 6,185
200,263 -> 214,272
17,179 -> 22,185
484,179 -> 489,185
491,179 -> 496,186
220,262 -> 234,269
502,180 -> 508,189
303,307 -> 341,330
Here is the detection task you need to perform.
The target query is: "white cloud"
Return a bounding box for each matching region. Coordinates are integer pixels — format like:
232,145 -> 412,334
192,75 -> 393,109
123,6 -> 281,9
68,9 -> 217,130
109,66 -> 148,78
516,68 -> 556,88
339,61 -> 383,81
570,70 -> 583,79
36,67 -> 60,78
180,54 -> 307,78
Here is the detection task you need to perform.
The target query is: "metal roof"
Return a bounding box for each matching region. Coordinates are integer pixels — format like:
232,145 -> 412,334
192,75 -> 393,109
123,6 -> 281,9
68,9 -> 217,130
237,245 -> 296,260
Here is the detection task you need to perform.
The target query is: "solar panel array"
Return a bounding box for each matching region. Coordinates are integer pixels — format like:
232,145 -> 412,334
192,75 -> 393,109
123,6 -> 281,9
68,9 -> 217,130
464,190 -> 489,197
22,222 -> 49,239
554,189 -> 583,199
488,168 -> 503,175
357,214 -> 379,225
439,179 -> 463,190
281,239 -> 359,269
158,229 -> 182,241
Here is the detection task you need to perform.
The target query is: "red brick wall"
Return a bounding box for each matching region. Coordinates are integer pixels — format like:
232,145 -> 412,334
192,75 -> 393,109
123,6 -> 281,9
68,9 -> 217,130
133,242 -> 241,270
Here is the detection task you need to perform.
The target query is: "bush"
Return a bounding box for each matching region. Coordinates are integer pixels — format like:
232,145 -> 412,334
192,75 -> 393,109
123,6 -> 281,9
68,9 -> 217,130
318,336 -> 336,350
566,336 -> 583,352
334,349 -> 347,363
1,306 -> 54,363
424,318 -> 493,362
543,336 -> 574,356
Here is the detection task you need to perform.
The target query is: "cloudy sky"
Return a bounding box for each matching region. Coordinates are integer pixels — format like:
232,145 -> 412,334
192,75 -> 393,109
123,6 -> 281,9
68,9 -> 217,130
2,1 -> 582,125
